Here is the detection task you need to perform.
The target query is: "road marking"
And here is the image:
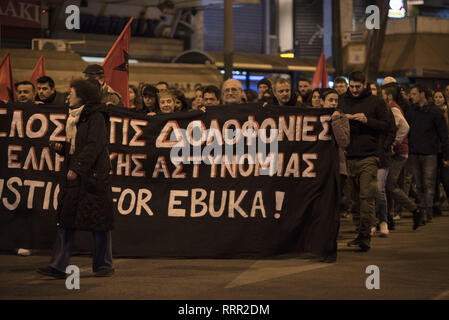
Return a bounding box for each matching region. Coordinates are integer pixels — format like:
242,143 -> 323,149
432,290 -> 449,300
225,260 -> 332,288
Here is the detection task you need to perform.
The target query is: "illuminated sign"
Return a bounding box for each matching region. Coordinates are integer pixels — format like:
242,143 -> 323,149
389,0 -> 407,19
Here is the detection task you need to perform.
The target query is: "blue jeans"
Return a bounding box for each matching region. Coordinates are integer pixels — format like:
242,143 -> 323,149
376,168 -> 389,223
386,155 -> 417,214
49,228 -> 113,273
409,154 -> 438,217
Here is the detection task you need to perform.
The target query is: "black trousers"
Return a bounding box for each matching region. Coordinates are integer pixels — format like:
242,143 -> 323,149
49,228 -> 113,273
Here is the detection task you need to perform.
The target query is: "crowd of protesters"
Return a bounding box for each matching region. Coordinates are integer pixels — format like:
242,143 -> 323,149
4,63 -> 449,265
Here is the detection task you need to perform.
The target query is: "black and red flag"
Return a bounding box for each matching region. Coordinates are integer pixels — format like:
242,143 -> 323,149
102,17 -> 134,108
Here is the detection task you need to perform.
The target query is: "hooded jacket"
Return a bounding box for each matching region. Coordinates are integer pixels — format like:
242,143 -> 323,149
339,88 -> 392,159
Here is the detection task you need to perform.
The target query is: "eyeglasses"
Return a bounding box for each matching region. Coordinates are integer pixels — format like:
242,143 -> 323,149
224,87 -> 241,93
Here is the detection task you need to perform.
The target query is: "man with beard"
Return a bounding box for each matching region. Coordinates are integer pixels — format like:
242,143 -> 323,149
298,78 -> 312,102
273,78 -> 299,106
339,71 -> 391,252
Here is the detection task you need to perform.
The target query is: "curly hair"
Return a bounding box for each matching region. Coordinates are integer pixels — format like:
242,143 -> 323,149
70,79 -> 101,105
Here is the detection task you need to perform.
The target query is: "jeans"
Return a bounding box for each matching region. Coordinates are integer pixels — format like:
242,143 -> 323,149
434,152 -> 449,210
49,228 -> 113,273
376,168 -> 389,223
386,155 -> 418,215
409,154 -> 438,218
347,156 -> 379,237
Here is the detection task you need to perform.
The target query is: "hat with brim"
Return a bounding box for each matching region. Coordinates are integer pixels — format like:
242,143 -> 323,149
381,76 -> 397,88
83,64 -> 104,75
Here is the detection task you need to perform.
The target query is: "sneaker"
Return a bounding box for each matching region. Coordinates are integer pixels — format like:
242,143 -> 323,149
37,266 -> 67,279
379,222 -> 389,237
370,226 -> 377,236
94,268 -> 115,277
17,248 -> 31,256
393,214 -> 401,221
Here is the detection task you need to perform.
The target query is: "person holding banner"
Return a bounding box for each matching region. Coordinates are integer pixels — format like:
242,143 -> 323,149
37,79 -> 115,279
340,71 -> 390,252
157,90 -> 178,114
140,84 -> 159,115
15,81 -> 35,103
320,88 -> 350,262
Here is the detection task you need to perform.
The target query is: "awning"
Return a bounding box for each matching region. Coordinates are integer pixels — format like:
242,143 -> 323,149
173,50 -> 335,73
379,33 -> 449,79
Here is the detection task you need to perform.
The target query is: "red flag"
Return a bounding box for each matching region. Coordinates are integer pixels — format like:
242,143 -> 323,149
311,52 -> 329,89
102,17 -> 134,108
29,55 -> 46,88
0,53 -> 16,102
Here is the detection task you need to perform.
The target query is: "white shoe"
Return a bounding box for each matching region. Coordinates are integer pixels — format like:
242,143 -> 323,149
370,226 -> 377,236
17,248 -> 32,256
379,222 -> 389,237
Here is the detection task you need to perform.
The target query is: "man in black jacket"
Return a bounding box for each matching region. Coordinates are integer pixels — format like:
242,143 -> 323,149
339,71 -> 391,252
407,84 -> 449,224
273,78 -> 301,107
35,76 -> 67,105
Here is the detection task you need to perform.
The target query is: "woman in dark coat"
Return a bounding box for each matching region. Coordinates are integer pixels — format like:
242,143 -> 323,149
37,79 -> 115,278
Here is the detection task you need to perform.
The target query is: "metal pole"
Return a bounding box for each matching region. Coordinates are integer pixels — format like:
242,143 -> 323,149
331,0 -> 343,76
224,0 -> 233,80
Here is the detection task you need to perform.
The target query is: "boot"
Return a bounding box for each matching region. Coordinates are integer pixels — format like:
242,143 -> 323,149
426,209 -> 433,223
387,215 -> 395,230
412,208 -> 422,230
347,235 -> 362,247
433,206 -> 442,217
358,235 -> 371,252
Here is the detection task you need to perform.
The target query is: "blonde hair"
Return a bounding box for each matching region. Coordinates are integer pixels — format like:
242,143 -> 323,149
157,90 -> 176,101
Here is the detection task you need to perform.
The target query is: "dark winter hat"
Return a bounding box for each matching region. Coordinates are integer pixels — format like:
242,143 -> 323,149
257,78 -> 272,89
83,64 -> 104,75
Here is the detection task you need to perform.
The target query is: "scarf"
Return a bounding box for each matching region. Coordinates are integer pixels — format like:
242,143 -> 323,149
66,105 -> 85,155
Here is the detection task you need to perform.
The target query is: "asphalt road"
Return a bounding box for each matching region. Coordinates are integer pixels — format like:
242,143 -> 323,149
1,213 -> 449,300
